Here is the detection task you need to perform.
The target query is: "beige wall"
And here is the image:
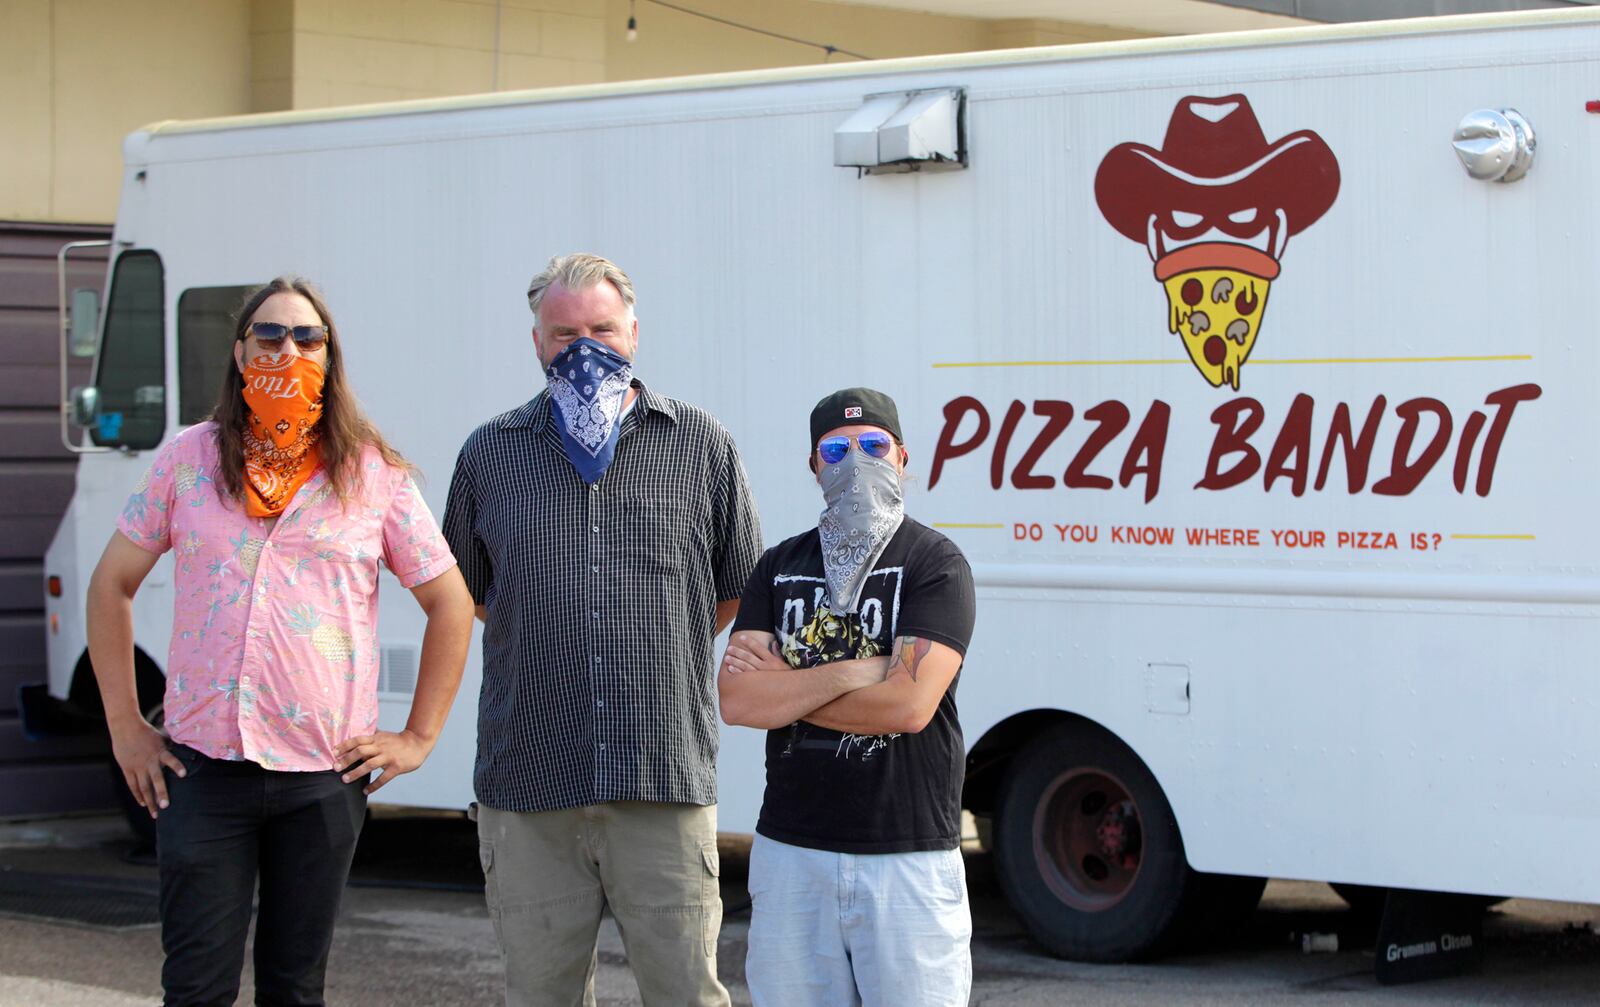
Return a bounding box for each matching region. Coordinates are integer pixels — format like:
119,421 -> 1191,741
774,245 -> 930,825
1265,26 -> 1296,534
1,0 -> 1154,224
985,17 -> 1156,50
603,1 -> 1152,81
256,0 -> 605,112
602,0 -> 989,80
0,0 -> 252,223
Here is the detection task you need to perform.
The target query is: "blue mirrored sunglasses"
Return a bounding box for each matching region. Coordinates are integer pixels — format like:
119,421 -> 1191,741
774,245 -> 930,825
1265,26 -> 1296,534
818,431 -> 895,465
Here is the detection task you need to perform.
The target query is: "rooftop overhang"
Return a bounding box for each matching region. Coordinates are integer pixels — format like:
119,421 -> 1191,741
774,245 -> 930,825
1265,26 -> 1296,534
826,0 -> 1596,35
822,0 -> 1313,34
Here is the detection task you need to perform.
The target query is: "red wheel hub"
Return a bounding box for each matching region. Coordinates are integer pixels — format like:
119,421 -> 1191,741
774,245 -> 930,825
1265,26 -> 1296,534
1032,769 -> 1144,911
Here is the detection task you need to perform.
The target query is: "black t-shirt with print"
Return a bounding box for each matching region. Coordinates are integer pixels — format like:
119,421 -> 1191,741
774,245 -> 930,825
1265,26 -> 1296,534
732,517 -> 976,854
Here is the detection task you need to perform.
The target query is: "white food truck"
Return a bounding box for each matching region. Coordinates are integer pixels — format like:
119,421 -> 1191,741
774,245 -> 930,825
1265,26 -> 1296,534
31,6 -> 1600,962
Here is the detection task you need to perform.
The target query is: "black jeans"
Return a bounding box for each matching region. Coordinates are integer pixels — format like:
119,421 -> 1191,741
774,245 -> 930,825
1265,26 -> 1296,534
156,744 -> 367,1007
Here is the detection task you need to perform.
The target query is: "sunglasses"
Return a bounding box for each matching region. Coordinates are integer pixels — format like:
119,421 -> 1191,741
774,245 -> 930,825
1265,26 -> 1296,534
245,321 -> 329,351
817,431 -> 896,465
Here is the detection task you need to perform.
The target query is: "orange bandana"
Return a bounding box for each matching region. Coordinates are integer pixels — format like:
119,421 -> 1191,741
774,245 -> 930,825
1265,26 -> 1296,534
241,353 -> 325,518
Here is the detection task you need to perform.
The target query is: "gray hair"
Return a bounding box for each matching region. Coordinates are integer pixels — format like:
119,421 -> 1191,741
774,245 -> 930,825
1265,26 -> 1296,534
526,253 -> 636,324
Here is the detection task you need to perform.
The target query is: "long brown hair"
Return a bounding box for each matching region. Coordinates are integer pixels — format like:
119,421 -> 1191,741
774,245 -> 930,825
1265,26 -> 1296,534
211,277 -> 409,504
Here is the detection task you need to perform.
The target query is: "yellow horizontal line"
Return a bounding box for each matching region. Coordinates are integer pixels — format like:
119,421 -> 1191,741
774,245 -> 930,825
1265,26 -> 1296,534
1252,355 -> 1533,366
932,354 -> 1533,369
1450,534 -> 1536,541
932,523 -> 1006,530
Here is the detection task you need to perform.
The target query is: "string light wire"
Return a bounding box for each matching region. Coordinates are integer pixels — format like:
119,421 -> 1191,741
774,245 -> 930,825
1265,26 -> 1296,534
638,0 -> 874,61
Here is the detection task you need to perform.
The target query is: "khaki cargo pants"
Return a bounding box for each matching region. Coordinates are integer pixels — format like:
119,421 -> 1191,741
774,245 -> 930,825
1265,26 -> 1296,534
474,800 -> 729,1007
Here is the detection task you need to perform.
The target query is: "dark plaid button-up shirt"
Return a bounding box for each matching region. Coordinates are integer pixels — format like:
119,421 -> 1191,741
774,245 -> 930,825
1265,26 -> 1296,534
442,381 -> 762,812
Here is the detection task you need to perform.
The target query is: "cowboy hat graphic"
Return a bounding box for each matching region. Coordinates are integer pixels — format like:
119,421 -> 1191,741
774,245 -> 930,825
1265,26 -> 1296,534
1095,94 -> 1340,390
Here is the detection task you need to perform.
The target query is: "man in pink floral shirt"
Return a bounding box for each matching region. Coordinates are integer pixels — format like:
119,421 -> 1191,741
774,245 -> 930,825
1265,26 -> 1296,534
86,278 -> 474,1007
113,428 -> 449,769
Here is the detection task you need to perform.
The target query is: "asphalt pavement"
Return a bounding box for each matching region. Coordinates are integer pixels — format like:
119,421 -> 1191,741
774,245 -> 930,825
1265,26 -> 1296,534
0,812 -> 1596,1005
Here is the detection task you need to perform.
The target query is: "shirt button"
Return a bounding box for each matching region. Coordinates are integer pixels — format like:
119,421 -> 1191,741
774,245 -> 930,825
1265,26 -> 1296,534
590,484 -> 599,492
597,699 -> 604,707
594,655 -> 602,663
591,610 -> 600,620
240,675 -> 251,686
591,525 -> 600,533
598,742 -> 606,750
591,565 -> 600,574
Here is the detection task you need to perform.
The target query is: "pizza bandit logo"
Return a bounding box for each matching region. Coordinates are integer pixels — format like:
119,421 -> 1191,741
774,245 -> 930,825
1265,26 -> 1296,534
1095,94 -> 1340,390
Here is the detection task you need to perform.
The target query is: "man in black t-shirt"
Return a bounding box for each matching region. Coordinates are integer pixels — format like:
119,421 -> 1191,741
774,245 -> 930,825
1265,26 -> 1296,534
721,387 -> 976,1007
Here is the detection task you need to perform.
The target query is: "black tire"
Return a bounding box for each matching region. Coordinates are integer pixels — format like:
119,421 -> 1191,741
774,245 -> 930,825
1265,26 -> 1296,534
993,720 -> 1192,962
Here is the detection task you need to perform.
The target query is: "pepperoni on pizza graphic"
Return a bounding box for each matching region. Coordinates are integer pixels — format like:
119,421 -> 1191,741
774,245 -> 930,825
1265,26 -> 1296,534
1095,94 -> 1340,390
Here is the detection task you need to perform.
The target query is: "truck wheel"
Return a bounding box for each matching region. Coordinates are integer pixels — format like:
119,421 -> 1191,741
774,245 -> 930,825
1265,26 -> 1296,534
993,721 -> 1191,961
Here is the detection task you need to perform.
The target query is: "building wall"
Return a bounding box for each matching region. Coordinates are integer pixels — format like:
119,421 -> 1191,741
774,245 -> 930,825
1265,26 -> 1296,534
0,221 -> 116,817
0,0 -> 607,225
986,17 -> 1158,49
252,0 -> 605,113
0,0 -> 253,224
603,1 -> 1154,80
1,0 -> 1154,226
602,0 -> 989,80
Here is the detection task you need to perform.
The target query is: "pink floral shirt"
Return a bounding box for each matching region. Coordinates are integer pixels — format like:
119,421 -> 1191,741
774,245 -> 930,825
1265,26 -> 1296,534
117,423 -> 456,771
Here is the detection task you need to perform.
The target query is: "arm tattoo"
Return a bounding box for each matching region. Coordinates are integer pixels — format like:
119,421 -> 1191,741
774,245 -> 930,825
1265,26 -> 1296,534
891,636 -> 933,682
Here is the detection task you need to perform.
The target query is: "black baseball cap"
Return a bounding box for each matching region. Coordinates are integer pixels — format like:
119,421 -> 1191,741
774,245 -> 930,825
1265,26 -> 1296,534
809,387 -> 902,449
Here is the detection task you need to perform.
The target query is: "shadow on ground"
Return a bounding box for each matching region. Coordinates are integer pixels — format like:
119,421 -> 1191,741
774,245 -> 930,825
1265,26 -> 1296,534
344,808 -> 756,913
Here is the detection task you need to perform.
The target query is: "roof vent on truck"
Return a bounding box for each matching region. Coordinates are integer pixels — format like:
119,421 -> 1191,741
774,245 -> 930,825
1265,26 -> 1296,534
834,87 -> 966,175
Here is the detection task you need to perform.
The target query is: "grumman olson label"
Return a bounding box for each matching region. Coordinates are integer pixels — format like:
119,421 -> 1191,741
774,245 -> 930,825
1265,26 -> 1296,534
1386,932 -> 1475,962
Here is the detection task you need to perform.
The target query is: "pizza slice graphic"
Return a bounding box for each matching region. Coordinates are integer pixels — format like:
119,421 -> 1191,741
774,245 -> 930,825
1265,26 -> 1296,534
1157,244 -> 1277,390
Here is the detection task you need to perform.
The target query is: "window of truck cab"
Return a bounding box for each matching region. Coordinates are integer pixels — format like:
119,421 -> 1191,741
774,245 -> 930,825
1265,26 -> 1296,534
90,250 -> 165,450
179,285 -> 258,425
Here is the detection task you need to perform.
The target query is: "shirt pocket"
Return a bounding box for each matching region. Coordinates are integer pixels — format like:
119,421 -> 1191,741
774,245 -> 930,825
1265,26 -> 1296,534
612,495 -> 691,577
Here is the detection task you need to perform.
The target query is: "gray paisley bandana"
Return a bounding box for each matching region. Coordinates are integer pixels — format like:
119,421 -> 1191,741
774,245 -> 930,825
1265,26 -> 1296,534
817,450 -> 904,614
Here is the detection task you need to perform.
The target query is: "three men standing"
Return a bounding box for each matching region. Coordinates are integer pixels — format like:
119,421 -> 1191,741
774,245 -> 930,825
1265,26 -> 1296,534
443,254 -> 762,1006
720,388 -> 977,1007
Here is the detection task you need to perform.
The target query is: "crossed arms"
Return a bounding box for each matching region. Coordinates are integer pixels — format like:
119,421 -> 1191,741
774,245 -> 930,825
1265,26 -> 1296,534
718,630 -> 961,736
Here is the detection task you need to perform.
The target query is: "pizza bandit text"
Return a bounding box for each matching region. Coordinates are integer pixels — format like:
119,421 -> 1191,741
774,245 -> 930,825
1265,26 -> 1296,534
927,384 -> 1542,503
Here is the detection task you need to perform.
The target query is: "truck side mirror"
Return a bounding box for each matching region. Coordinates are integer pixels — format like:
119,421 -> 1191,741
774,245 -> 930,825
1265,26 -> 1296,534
69,288 -> 99,357
70,385 -> 99,427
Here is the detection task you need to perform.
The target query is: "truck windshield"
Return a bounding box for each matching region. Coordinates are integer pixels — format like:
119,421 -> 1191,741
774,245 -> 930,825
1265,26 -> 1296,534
91,250 -> 165,450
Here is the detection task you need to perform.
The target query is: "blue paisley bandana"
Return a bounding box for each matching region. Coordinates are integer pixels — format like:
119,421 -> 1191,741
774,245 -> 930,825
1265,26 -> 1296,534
545,338 -> 634,485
